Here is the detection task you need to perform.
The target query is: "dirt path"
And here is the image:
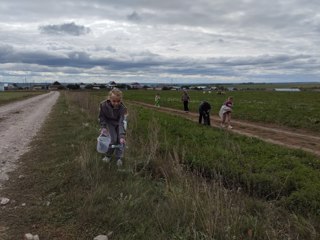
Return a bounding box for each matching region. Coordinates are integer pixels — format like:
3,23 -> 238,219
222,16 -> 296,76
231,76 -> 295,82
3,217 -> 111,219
0,91 -> 60,189
131,101 -> 320,157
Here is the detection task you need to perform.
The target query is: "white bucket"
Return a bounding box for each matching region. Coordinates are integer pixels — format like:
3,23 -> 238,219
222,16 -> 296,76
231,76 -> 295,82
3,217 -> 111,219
97,134 -> 111,153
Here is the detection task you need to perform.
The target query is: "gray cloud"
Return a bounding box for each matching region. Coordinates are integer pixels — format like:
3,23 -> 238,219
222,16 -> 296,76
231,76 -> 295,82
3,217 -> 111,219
1,43 -> 318,79
127,11 -> 142,21
0,0 -> 320,83
105,46 -> 117,53
0,44 -> 14,57
39,22 -> 91,36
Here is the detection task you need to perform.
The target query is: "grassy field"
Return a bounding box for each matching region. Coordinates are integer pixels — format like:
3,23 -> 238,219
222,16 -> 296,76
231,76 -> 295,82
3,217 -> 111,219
223,82 -> 320,90
133,107 -> 320,212
103,90 -> 320,132
1,91 -> 319,239
0,91 -> 47,106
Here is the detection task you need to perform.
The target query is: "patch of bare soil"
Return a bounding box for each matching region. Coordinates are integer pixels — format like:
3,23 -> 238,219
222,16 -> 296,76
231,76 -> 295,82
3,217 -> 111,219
0,92 -> 60,189
131,101 -> 320,157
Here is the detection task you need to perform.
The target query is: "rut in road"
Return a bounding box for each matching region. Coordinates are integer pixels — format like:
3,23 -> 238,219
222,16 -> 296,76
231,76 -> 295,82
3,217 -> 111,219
130,101 -> 320,157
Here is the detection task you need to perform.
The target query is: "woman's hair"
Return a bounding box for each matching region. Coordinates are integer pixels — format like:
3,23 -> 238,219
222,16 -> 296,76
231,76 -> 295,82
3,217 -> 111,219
108,88 -> 123,100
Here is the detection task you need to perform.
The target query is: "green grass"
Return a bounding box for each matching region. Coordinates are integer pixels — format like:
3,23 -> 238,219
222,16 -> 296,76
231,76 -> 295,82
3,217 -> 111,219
1,91 -> 319,239
96,90 -> 320,132
131,106 -> 320,213
222,82 -> 320,90
0,91 -> 47,105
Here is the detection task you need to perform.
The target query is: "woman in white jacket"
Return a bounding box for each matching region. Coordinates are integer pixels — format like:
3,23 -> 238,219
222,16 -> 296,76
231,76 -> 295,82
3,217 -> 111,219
219,96 -> 233,129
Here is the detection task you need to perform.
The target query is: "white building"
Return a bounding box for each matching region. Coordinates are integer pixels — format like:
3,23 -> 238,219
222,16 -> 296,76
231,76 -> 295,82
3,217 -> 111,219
274,88 -> 301,92
130,82 -> 142,89
79,83 -> 86,89
0,83 -> 4,91
107,81 -> 117,88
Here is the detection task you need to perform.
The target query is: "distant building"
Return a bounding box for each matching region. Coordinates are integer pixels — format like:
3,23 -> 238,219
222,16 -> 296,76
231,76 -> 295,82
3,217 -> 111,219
107,81 -> 117,88
0,83 -> 4,91
32,85 -> 45,90
5,84 -> 18,90
196,86 -> 206,89
130,82 -> 142,89
171,86 -> 181,90
274,88 -> 301,92
49,81 -> 64,90
79,83 -> 86,89
227,87 -> 236,91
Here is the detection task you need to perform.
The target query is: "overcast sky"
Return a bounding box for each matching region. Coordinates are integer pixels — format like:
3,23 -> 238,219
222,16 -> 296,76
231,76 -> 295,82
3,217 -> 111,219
0,0 -> 319,84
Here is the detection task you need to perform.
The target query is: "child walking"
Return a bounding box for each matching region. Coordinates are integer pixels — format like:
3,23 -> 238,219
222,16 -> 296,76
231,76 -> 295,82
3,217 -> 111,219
155,93 -> 161,107
219,96 -> 233,129
99,88 -> 127,167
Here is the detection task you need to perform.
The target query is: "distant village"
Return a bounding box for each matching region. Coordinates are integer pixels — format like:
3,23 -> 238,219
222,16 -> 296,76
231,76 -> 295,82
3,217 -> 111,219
0,80 -> 240,92
2,80 -> 319,92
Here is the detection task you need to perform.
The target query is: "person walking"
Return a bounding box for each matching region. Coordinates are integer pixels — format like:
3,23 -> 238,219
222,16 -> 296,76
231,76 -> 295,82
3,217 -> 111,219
181,90 -> 190,112
199,101 -> 211,126
219,96 -> 233,129
99,88 -> 127,167
155,93 -> 161,107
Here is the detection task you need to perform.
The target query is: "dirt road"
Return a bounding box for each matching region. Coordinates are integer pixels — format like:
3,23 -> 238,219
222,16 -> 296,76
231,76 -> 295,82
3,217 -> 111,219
0,91 -> 60,189
131,101 -> 320,157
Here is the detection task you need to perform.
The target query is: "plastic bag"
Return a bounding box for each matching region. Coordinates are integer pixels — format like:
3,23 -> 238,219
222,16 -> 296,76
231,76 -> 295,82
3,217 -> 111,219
97,134 -> 111,153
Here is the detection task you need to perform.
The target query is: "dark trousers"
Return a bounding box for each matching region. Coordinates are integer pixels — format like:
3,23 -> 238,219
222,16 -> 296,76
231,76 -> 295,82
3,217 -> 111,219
105,124 -> 124,159
199,111 -> 211,125
183,101 -> 189,112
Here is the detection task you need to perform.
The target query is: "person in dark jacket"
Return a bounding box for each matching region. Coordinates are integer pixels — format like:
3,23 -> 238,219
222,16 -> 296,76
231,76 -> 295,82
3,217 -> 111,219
99,88 -> 127,167
181,90 -> 190,112
199,101 -> 211,126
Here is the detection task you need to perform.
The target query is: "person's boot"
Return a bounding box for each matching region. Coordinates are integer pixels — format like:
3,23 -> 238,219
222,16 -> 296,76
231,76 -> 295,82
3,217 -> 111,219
116,159 -> 123,167
102,156 -> 111,163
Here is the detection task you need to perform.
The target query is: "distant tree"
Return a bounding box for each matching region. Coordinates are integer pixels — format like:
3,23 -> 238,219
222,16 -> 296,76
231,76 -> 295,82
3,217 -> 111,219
162,86 -> 172,90
66,84 -> 80,90
116,84 -> 131,89
181,85 -> 190,89
217,85 -> 226,91
85,84 -> 93,89
98,84 -> 106,89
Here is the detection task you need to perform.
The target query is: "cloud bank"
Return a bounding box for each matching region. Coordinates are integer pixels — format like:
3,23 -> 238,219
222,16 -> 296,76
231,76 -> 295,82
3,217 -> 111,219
0,0 -> 319,83
39,22 -> 91,36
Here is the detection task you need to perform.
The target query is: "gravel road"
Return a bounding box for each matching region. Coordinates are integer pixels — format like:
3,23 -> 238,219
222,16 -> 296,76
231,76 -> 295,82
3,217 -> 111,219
0,91 -> 59,189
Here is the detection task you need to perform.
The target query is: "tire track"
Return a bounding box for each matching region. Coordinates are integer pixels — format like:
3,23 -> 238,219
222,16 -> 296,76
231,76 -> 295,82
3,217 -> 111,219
130,101 -> 320,157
